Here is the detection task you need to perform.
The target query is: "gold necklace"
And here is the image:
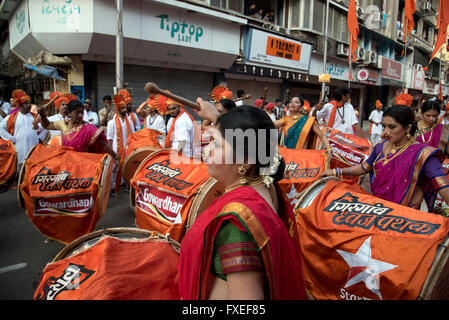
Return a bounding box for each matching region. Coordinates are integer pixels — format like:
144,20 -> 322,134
224,176 -> 265,194
382,139 -> 415,165
418,121 -> 435,144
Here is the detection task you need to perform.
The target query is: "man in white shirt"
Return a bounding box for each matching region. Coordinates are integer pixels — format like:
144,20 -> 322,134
47,96 -> 69,139
145,108 -> 166,148
368,100 -> 384,145
83,99 -> 99,127
235,89 -> 245,107
166,103 -> 197,158
0,91 -> 46,169
314,86 -> 367,139
0,95 -> 11,120
107,94 -> 135,195
127,103 -> 141,132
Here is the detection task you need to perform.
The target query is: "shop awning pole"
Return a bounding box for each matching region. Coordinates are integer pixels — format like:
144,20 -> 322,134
321,0 -> 330,102
116,0 -> 123,92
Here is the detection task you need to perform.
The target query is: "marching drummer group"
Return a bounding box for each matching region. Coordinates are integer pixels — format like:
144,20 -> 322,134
2,83 -> 449,300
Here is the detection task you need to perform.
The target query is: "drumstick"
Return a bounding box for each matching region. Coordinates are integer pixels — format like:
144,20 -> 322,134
37,95 -> 59,114
233,95 -> 251,103
144,82 -> 200,111
261,87 -> 269,108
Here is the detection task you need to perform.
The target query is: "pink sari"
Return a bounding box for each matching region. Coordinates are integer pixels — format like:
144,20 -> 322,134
62,122 -> 107,153
416,123 -> 449,153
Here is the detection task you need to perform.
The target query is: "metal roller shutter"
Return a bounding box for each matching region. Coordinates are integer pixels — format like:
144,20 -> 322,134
95,62 -> 214,119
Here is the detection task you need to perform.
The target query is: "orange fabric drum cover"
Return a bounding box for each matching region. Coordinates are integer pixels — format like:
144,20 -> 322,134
122,128 -> 161,164
295,180 -> 449,300
48,135 -> 62,147
33,236 -> 180,300
278,147 -> 329,206
0,138 -> 17,185
20,144 -> 112,244
318,127 -> 371,183
131,149 -> 211,242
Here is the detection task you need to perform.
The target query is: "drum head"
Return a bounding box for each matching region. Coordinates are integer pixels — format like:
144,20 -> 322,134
186,177 -> 221,231
294,176 -> 340,211
51,227 -> 180,262
122,146 -> 161,185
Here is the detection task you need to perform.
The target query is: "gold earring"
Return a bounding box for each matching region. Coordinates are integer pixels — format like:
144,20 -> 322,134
238,165 -> 248,184
407,132 -> 411,139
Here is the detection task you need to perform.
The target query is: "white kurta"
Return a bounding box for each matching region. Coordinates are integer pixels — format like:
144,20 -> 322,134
316,102 -> 358,135
0,112 -> 47,164
166,112 -> 195,157
83,110 -> 99,127
48,113 -> 67,138
106,116 -> 135,154
127,112 -> 141,131
145,113 -> 166,147
368,110 -> 383,135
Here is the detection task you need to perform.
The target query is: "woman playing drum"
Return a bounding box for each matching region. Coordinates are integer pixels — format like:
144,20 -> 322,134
273,96 -> 332,151
321,105 -> 449,213
415,99 -> 449,156
39,99 -> 120,162
178,102 -> 308,300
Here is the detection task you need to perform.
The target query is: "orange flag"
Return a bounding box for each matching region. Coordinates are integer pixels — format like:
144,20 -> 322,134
347,0 -> 359,80
429,0 -> 449,65
403,0 -> 416,54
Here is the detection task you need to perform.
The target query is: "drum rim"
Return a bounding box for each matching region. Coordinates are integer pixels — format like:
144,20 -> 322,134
98,155 -> 114,217
51,227 -> 181,262
293,176 -> 340,211
186,176 -> 219,231
0,139 -> 17,186
121,146 -> 162,185
17,144 -> 39,208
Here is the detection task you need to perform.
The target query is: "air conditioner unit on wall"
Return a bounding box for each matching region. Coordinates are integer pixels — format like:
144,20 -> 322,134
364,51 -> 377,65
422,1 -> 431,13
397,30 -> 404,42
337,43 -> 349,57
357,7 -> 365,20
356,47 -> 366,61
414,64 -> 423,72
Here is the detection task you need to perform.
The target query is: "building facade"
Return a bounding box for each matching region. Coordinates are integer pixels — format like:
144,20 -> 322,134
0,0 -> 447,122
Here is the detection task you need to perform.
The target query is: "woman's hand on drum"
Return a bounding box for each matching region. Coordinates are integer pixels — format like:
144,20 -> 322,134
320,169 -> 335,178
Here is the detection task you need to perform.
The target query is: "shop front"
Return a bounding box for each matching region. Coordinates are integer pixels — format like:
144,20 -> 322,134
379,56 -> 405,108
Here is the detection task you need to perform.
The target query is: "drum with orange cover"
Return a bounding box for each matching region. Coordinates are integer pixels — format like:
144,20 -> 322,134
316,127 -> 371,184
0,138 -> 17,187
294,177 -> 449,300
121,128 -> 162,185
278,147 -> 330,208
48,135 -> 62,147
18,144 -> 113,244
130,149 -> 220,242
33,228 -> 181,300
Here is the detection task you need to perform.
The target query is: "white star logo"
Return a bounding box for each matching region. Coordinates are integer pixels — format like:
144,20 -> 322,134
336,237 -> 397,300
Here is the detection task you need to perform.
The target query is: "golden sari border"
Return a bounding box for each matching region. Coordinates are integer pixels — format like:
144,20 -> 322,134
296,116 -> 316,150
401,146 -> 437,207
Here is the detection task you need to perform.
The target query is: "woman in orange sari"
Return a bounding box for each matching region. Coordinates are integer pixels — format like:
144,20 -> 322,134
179,103 -> 308,300
273,96 -> 331,151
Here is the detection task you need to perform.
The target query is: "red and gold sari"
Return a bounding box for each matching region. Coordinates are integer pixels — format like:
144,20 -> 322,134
178,186 -> 308,300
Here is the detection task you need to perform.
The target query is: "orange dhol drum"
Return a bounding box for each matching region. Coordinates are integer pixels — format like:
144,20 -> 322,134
48,135 -> 62,147
130,149 -> 220,243
121,128 -> 162,185
278,147 -> 330,208
294,178 -> 449,300
33,228 -> 181,300
0,138 -> 17,187
18,144 -> 113,244
317,127 -> 371,184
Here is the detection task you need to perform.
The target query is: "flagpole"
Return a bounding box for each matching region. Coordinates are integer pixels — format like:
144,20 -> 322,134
402,18 -> 408,92
348,34 -> 352,89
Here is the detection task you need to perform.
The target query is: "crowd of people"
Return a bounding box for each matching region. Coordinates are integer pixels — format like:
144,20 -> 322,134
1,82 -> 449,300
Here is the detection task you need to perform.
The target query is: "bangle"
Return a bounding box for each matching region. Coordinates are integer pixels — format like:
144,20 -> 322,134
114,154 -> 121,161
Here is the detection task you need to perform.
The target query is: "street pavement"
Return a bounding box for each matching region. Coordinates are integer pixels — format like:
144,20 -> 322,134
0,187 -> 135,300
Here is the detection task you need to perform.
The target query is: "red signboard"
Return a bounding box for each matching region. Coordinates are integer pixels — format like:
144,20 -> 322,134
381,57 -> 402,81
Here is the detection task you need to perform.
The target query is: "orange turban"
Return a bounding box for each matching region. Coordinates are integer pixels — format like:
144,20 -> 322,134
50,91 -> 69,110
118,89 -> 132,104
146,94 -> 158,113
395,93 -> 413,107
155,91 -> 181,115
254,99 -> 264,108
12,89 -> 31,106
266,102 -> 275,112
376,100 -> 383,110
303,100 -> 311,112
113,93 -> 127,112
211,85 -> 233,103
